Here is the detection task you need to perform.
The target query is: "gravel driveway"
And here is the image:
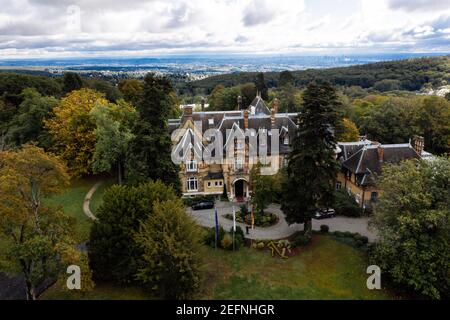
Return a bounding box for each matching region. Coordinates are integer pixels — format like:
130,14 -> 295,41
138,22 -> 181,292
187,201 -> 378,242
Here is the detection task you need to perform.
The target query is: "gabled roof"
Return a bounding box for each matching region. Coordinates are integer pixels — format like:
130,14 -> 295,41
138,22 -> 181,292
249,96 -> 271,115
172,128 -> 204,161
338,140 -> 372,161
342,143 -> 420,186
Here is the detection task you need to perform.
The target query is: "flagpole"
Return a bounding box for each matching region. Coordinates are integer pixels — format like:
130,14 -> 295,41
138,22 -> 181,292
232,206 -> 236,252
214,207 -> 219,251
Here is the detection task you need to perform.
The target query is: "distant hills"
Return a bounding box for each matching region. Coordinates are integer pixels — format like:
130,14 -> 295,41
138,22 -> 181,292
188,55 -> 450,94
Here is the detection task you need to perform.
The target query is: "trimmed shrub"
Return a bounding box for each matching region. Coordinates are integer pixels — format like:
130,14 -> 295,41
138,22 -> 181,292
292,231 -> 312,247
203,226 -> 225,248
221,234 -> 233,250
360,236 -> 369,244
320,225 -> 330,233
355,240 -> 364,247
343,231 -> 354,238
333,189 -> 361,217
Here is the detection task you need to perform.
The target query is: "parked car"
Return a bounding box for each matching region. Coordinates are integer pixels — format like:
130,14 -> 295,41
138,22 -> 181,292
313,208 -> 336,220
191,201 -> 215,211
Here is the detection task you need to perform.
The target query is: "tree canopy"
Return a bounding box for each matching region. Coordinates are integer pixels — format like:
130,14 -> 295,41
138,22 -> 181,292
282,82 -> 340,232
0,145 -> 93,299
45,88 -> 108,177
370,158 -> 450,299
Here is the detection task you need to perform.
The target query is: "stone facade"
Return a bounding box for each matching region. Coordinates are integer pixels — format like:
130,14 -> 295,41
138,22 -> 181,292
169,94 -> 298,201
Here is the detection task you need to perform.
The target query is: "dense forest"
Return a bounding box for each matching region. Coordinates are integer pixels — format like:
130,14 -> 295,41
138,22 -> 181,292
1,56 -> 449,156
183,56 -> 450,95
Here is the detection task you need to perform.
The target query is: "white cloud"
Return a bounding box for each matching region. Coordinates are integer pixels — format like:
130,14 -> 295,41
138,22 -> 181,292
388,0 -> 450,12
0,0 -> 448,58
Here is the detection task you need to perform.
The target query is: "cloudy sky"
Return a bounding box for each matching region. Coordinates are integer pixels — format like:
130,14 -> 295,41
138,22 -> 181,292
0,0 -> 449,58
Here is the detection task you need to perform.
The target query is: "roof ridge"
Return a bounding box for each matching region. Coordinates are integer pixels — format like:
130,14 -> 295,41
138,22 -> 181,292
355,147 -> 366,174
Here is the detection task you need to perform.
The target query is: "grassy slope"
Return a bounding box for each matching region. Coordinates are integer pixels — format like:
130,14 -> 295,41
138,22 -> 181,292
43,235 -> 393,300
44,177 -> 114,242
198,236 -> 392,300
41,178 -> 393,300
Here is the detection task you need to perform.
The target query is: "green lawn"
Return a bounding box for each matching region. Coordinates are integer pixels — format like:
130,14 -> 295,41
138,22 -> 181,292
42,235 -> 394,300
44,177 -> 113,242
41,179 -> 394,300
42,282 -> 151,300
197,235 -> 393,300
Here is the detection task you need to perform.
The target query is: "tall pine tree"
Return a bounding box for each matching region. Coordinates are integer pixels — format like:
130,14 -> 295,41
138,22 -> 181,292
255,73 -> 269,101
281,82 -> 340,232
126,74 -> 180,192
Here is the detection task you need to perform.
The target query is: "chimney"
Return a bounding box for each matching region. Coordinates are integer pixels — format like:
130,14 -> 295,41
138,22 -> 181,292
273,98 -> 279,114
183,105 -> 193,123
244,110 -> 249,130
237,95 -> 243,110
201,97 -> 206,111
412,135 -> 424,156
377,145 -> 385,163
271,108 -> 276,128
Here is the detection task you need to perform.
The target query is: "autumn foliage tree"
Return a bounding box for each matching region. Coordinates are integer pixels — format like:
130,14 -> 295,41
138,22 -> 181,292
0,145 -> 93,299
336,118 -> 360,142
45,89 -> 107,177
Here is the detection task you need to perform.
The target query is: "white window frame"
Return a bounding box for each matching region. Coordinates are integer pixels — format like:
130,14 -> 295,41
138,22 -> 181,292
284,136 -> 289,145
187,177 -> 198,192
186,159 -> 198,172
259,129 -> 267,147
235,138 -> 244,150
234,157 -> 243,170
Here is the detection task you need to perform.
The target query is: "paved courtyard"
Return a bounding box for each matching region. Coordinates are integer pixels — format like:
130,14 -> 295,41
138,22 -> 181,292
187,201 -> 378,242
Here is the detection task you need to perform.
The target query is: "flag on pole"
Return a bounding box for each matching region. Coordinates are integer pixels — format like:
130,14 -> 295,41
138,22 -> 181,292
214,207 -> 219,250
232,206 -> 236,232
251,208 -> 255,230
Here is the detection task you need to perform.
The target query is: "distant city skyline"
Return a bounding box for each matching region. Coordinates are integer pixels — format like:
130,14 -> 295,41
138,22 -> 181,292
0,0 -> 449,58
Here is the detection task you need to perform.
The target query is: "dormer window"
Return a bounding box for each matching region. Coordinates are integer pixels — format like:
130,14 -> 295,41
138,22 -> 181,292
259,129 -> 267,147
186,159 -> 198,172
235,138 -> 244,150
234,157 -> 243,170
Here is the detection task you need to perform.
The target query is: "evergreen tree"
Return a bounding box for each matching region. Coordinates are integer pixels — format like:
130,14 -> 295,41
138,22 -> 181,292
134,199 -> 202,299
126,73 -> 180,192
279,70 -> 294,87
281,82 -> 340,232
255,73 -> 269,101
63,72 -> 83,94
88,180 -> 179,283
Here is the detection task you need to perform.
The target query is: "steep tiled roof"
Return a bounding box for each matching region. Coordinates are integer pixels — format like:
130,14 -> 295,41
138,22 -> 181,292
342,144 -> 420,186
249,96 -> 271,115
338,140 -> 372,161
169,95 -> 299,158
